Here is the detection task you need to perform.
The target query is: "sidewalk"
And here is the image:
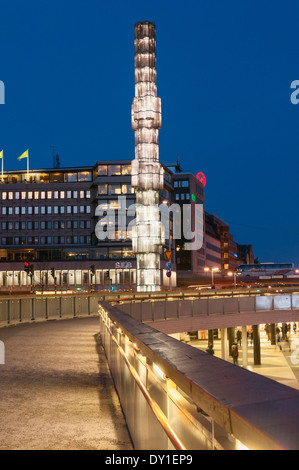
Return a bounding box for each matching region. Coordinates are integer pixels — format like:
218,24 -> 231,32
0,317 -> 133,450
191,330 -> 299,391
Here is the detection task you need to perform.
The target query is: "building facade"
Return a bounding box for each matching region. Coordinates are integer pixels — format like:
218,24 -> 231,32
0,161 -> 175,293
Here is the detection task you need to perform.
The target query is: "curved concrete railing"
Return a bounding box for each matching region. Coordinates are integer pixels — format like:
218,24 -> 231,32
114,292 -> 299,334
99,301 -> 299,450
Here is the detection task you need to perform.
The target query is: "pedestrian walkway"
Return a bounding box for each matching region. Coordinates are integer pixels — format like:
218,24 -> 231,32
191,330 -> 299,391
0,317 -> 133,450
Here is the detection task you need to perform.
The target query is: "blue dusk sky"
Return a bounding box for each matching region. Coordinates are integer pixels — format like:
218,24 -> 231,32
0,0 -> 298,266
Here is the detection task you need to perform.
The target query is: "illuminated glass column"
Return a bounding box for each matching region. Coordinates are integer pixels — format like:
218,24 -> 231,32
131,22 -> 164,292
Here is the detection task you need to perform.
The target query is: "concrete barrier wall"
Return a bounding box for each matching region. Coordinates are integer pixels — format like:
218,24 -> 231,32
0,295 -> 101,326
116,293 -> 299,334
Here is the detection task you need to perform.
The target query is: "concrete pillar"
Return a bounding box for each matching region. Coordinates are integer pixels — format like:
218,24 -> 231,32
221,328 -> 228,361
228,327 -> 235,356
253,324 -> 261,365
271,324 -> 276,345
242,326 -> 248,367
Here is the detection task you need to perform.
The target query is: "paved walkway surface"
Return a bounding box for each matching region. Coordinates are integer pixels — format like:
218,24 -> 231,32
0,317 -> 133,450
192,329 -> 299,391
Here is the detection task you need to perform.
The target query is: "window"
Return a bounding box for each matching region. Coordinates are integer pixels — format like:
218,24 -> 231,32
52,173 -> 63,183
78,171 -> 92,182
40,174 -> 50,183
109,165 -> 121,176
98,165 -> 108,176
47,191 -> 52,199
122,165 -> 131,175
98,184 -> 108,195
64,173 -> 77,183
109,184 -> 121,195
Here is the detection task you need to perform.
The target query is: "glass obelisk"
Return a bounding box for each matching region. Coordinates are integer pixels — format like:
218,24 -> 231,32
131,21 -> 164,292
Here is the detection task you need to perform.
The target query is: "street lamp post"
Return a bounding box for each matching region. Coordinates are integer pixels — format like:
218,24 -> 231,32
228,271 -> 237,289
204,267 -> 220,288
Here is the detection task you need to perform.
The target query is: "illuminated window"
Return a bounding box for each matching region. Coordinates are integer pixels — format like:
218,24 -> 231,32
47,191 -> 52,199
122,165 -> 131,175
109,184 -> 121,195
52,173 -> 63,183
98,165 -> 108,176
40,174 -> 50,183
98,184 -> 108,195
109,165 -> 121,176
64,173 -> 78,183
78,171 -> 92,182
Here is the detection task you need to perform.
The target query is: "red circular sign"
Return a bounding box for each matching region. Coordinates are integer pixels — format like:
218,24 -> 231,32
196,172 -> 207,187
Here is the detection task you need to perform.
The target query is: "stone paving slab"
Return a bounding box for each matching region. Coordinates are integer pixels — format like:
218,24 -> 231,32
0,317 -> 133,450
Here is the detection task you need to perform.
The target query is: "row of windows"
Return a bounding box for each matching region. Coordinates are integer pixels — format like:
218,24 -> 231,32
97,164 -> 131,176
174,180 -> 189,189
98,184 -> 135,196
1,205 -> 92,216
1,236 -> 91,246
206,242 -> 221,253
1,190 -> 91,200
1,220 -> 91,231
2,171 -> 93,185
175,193 -> 190,201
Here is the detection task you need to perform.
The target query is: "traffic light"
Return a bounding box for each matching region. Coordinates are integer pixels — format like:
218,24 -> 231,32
29,265 -> 35,276
24,261 -> 30,274
50,268 -> 55,278
90,265 -> 96,276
